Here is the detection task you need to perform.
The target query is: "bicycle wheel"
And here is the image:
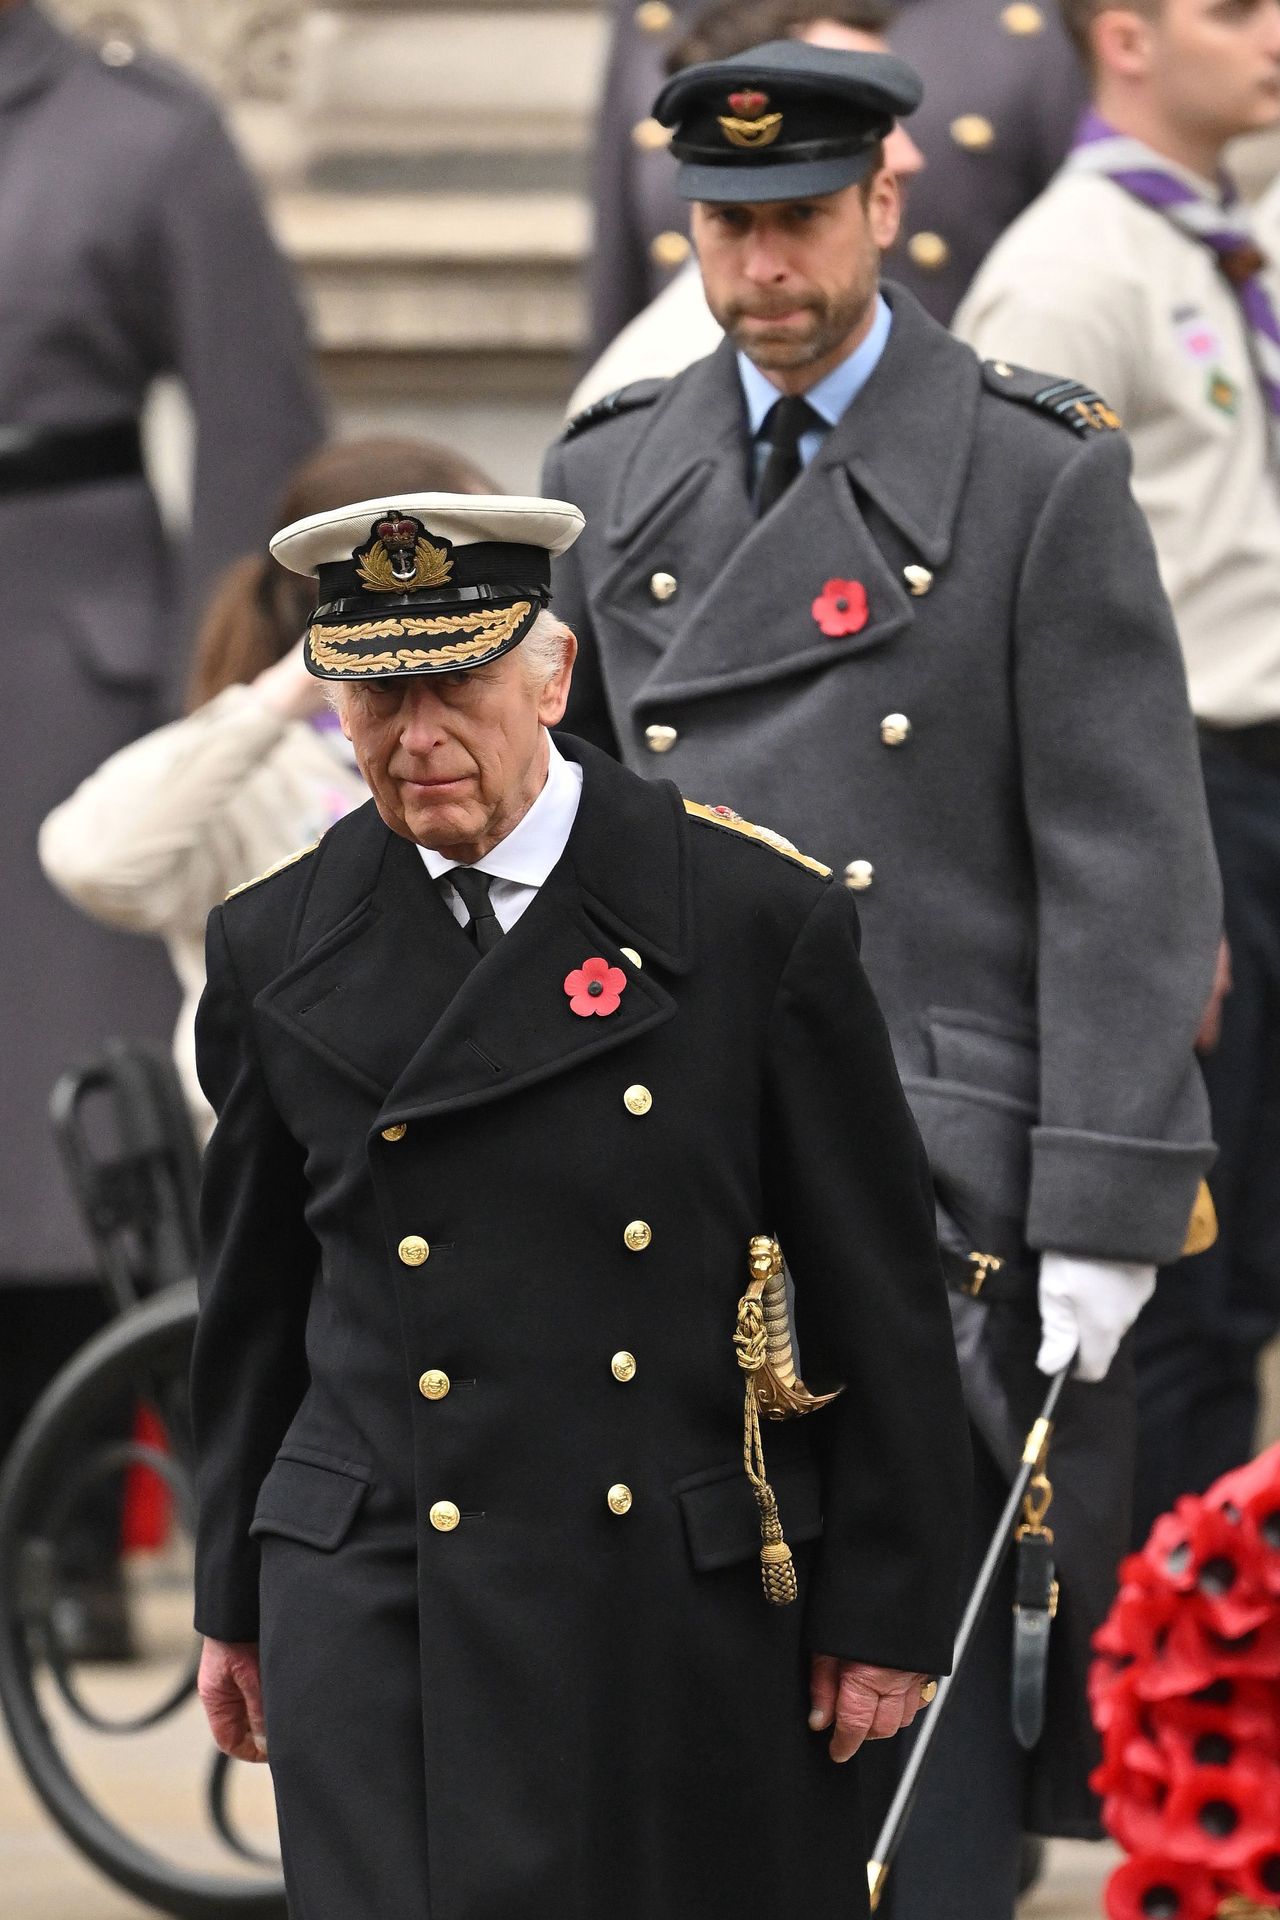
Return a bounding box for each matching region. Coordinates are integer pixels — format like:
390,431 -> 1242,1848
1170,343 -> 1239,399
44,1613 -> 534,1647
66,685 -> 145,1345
0,1281 -> 286,1918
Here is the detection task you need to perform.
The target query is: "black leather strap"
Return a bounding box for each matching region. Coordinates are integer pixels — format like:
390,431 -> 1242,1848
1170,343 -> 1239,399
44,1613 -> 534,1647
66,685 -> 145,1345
0,418 -> 142,496
936,1243 -> 1034,1307
1011,1531 -> 1056,1750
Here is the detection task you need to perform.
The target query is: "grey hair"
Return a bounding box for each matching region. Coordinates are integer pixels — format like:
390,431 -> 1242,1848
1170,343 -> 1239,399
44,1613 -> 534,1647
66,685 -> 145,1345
323,606 -> 572,714
519,608 -> 573,683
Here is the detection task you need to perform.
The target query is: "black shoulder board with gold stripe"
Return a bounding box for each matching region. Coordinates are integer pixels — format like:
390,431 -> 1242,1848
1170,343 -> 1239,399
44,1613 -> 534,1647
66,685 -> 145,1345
225,839 -> 319,901
683,799 -> 831,878
982,361 -> 1122,436
562,379 -> 668,441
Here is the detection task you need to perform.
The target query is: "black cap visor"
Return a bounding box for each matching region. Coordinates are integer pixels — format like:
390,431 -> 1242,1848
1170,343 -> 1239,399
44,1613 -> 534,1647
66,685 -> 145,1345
675,137 -> 885,204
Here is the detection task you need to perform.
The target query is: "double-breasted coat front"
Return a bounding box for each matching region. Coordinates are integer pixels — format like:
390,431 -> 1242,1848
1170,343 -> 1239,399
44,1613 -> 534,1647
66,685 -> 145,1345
541,285 -> 1223,1829
191,738 -> 971,1920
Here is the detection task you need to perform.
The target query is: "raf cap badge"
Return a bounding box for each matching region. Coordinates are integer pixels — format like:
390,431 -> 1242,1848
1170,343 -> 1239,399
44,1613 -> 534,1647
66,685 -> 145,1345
654,41 -> 922,205
718,89 -> 782,150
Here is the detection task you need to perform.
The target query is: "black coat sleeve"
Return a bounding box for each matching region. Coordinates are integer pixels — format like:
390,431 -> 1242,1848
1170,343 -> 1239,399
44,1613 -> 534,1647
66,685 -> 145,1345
762,882 -> 971,1673
190,906 -> 318,1640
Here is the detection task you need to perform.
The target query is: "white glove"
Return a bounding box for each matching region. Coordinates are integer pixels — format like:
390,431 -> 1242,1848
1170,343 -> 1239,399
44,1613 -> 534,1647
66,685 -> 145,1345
1036,1252 -> 1157,1382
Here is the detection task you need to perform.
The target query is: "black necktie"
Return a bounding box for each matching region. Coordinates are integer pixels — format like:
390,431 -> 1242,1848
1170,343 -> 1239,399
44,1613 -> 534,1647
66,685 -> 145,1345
448,867 -> 503,954
753,395 -> 824,517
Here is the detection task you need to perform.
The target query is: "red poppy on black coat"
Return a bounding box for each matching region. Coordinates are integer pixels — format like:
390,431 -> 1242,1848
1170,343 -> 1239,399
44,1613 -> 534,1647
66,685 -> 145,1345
1103,1854 -> 1218,1920
563,955 -> 627,1018
1162,1758 -> 1280,1871
811,579 -> 869,637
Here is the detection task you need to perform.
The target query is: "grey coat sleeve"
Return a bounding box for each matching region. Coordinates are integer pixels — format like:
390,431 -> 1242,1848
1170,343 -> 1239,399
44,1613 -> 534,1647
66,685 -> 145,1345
1014,429 -> 1220,1263
143,105 -> 325,680
543,439 -> 623,754
763,882 -> 971,1673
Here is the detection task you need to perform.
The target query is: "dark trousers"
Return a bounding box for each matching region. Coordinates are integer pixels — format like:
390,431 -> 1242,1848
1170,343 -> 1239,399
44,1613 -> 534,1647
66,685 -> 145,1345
1132,742 -> 1280,1546
861,1435 -> 1030,1920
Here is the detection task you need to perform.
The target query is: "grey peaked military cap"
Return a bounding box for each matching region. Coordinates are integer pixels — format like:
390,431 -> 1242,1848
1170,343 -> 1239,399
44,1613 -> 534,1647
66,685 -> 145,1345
653,40 -> 923,203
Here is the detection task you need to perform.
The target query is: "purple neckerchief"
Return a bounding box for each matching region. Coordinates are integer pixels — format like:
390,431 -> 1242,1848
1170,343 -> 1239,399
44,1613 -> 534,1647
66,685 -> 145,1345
1068,110 -> 1280,419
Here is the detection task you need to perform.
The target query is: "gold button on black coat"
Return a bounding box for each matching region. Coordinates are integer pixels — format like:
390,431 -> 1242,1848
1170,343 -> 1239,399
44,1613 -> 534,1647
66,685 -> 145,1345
398,1235 -> 429,1267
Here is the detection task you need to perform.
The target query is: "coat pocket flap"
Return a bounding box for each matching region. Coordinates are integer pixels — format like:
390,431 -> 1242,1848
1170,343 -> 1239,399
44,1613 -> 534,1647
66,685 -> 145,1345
249,1454 -> 371,1551
674,1457 -> 823,1572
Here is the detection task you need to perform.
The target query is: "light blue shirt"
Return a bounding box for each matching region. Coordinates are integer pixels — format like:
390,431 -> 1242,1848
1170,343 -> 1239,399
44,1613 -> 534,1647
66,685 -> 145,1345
738,293 -> 893,479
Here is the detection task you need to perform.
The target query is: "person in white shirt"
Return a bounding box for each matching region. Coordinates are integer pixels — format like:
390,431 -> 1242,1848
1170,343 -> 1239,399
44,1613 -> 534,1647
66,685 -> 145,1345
955,0 -> 1280,1540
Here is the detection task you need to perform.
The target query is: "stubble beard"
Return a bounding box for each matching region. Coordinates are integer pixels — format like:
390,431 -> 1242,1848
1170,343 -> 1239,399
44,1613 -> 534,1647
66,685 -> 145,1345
722,273 -> 877,376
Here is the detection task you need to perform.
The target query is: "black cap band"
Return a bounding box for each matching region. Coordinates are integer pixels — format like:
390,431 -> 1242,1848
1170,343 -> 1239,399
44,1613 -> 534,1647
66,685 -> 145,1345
669,125 -> 888,168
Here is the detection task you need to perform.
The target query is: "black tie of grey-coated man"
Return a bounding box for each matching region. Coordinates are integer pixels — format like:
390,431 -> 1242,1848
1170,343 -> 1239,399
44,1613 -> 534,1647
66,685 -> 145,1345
754,396 -> 824,516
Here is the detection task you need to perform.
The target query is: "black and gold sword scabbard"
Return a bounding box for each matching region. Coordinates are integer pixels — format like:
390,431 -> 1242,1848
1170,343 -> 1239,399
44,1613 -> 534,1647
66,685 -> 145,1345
733,1235 -> 843,1606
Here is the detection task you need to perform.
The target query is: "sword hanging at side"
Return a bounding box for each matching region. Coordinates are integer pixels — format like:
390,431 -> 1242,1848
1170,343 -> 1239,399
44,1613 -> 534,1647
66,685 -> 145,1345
866,1359 -> 1073,1913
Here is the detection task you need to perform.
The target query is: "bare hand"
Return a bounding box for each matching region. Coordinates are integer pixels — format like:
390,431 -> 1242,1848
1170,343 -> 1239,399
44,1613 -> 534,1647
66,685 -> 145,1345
808,1657 -> 932,1763
197,1638 -> 268,1763
253,636 -> 328,722
1195,936 -> 1232,1054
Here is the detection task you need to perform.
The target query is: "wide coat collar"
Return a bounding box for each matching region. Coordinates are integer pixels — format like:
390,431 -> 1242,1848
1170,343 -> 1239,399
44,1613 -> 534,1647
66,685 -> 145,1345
0,5 -> 77,112
594,282 -> 982,706
255,737 -> 691,1128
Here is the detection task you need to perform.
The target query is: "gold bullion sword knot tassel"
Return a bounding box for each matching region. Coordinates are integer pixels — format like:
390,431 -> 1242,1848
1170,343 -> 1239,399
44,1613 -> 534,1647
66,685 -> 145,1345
733,1235 -> 845,1606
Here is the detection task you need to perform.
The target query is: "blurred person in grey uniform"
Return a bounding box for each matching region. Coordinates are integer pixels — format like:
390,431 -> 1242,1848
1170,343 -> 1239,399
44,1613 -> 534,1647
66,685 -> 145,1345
0,0 -> 323,1647
571,0 -> 925,412
584,0 -> 1085,358
955,0 -> 1280,1545
545,41 -> 1220,1918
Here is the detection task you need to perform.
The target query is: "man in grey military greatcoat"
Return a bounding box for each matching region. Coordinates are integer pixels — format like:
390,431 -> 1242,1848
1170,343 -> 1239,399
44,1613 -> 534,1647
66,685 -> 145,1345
0,0 -> 323,1627
544,41 -> 1221,1919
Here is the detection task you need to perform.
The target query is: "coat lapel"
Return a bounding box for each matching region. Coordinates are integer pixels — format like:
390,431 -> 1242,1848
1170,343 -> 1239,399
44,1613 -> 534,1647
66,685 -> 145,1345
256,805 -> 479,1102
593,287 -> 982,707
379,742 -> 691,1124
255,746 -> 693,1122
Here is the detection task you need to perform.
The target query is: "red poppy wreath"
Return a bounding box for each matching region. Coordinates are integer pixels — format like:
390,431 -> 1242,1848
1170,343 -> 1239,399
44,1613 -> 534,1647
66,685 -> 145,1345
1090,1441 -> 1280,1920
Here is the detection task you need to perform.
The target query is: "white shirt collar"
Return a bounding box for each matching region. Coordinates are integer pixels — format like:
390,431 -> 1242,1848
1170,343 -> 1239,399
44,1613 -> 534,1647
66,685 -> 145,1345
416,735 -> 581,888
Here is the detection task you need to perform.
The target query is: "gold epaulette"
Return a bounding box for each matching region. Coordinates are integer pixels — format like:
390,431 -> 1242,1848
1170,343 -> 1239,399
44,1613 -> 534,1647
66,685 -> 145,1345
683,799 -> 831,878
1183,1179 -> 1218,1257
225,840 -> 319,901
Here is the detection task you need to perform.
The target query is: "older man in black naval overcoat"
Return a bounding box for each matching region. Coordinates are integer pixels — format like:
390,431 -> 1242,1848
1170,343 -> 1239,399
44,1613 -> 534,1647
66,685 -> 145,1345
191,492 -> 971,1920
543,41 -> 1222,1920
